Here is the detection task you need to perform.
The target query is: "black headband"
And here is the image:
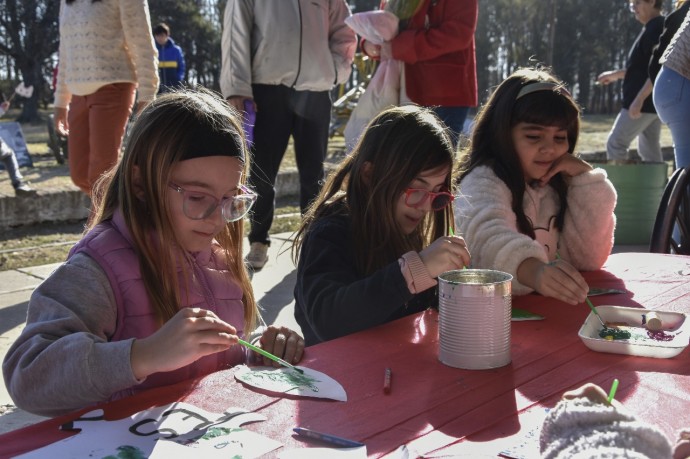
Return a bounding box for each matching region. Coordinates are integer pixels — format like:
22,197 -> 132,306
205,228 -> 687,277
178,122 -> 245,162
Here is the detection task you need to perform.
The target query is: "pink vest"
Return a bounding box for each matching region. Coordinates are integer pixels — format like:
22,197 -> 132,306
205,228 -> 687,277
69,211 -> 247,398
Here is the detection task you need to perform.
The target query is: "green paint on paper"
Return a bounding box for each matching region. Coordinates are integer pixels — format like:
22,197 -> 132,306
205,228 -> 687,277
243,368 -> 321,393
201,427 -> 243,440
102,445 -> 146,459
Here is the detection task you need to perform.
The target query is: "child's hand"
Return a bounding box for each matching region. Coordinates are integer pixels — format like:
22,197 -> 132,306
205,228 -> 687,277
258,325 -> 305,366
539,154 -> 593,186
561,382 -> 625,409
226,95 -> 255,113
674,430 -> 690,459
362,40 -> 381,58
518,257 -> 588,305
419,235 -> 471,279
562,383 -> 609,404
130,308 -> 238,380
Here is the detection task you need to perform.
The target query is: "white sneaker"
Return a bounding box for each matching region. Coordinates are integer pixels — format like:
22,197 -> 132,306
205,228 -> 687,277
246,242 -> 269,270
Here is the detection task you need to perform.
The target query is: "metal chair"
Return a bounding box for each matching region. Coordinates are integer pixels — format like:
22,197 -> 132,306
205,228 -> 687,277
649,167 -> 690,254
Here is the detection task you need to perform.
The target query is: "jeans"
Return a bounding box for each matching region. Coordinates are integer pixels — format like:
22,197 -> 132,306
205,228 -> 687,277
1,138 -> 23,187
653,66 -> 690,168
248,84 -> 331,245
432,106 -> 470,146
605,109 -> 662,162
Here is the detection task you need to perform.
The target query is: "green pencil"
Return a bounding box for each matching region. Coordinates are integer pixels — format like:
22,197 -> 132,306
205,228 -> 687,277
607,378 -> 619,404
237,338 -> 304,373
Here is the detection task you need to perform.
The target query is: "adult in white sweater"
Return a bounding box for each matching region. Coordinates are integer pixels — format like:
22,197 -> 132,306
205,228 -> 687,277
456,68 -> 616,305
54,0 -> 159,196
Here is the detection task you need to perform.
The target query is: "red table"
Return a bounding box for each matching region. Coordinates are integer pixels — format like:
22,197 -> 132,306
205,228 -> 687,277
2,252 -> 690,458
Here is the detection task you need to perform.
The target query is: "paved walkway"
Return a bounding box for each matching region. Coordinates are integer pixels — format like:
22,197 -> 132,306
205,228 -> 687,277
0,233 -> 301,434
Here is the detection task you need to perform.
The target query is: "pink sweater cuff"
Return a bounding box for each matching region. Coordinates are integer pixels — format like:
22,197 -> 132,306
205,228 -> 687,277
399,251 -> 437,294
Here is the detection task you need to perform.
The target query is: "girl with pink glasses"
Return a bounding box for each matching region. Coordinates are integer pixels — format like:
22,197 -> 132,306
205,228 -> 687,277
4,89 -> 304,416
292,105 -> 470,345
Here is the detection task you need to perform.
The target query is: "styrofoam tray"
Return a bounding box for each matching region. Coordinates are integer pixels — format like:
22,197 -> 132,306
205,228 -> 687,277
578,305 -> 689,358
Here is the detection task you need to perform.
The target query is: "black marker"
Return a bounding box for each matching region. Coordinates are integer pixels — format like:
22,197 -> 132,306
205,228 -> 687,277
293,427 -> 365,448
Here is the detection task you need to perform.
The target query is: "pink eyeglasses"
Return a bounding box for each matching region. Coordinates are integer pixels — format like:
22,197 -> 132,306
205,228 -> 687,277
403,188 -> 454,211
169,183 -> 257,222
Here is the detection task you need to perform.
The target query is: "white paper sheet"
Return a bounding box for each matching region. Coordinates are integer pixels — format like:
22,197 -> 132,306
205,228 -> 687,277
17,403 -> 281,459
234,365 -> 347,401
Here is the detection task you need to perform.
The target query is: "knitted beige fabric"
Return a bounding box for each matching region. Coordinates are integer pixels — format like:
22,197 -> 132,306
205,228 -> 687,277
54,0 -> 159,108
540,397 -> 673,459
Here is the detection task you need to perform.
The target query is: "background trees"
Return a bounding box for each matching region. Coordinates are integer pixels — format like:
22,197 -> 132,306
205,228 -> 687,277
0,0 -> 676,121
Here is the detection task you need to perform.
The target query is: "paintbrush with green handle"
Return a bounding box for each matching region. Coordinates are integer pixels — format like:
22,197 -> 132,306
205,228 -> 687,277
555,253 -> 607,328
237,338 -> 304,374
448,226 -> 467,269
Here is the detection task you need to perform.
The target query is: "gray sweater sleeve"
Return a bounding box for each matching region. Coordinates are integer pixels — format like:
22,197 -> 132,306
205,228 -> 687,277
2,253 -> 142,417
539,397 -> 672,459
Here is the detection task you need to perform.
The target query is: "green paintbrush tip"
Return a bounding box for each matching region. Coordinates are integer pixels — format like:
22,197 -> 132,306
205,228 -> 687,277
237,338 -> 304,373
607,378 -> 619,404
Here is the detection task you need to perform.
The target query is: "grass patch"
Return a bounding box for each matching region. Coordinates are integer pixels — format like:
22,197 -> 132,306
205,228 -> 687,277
0,206 -> 303,272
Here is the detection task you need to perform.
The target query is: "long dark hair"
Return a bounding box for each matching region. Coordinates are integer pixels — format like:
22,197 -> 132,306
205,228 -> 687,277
458,67 -> 580,238
293,105 -> 455,275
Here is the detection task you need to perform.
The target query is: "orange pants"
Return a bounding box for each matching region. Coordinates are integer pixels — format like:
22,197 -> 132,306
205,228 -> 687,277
67,83 -> 135,195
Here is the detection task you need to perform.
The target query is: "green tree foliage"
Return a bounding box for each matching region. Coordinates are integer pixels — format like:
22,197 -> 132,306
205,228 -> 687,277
474,0 -> 673,113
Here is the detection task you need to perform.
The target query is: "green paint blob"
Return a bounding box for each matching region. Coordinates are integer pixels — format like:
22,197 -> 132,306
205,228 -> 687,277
599,327 -> 632,340
102,445 -> 146,459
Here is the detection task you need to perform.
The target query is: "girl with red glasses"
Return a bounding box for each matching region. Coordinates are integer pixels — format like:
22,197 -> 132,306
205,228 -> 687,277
4,89 -> 304,416
292,105 -> 471,345
456,68 -> 617,306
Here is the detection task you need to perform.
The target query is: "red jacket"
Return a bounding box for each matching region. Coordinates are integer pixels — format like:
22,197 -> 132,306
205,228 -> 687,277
391,0 -> 478,107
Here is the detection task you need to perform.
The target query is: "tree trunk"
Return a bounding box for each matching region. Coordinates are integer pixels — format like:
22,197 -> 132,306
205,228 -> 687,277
16,61 -> 43,123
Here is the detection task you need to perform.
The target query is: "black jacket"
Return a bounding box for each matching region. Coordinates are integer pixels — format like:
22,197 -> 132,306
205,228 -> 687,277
294,212 -> 436,346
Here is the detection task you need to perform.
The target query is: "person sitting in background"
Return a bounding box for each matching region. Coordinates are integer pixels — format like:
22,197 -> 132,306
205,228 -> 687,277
153,22 -> 186,94
540,382 -> 689,459
0,100 -> 35,197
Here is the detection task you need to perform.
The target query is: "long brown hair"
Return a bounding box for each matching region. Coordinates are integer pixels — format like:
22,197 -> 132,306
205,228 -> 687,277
89,88 -> 258,331
293,105 -> 455,275
458,67 -> 581,238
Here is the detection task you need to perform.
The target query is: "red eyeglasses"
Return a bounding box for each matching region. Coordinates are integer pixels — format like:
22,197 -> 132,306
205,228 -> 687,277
403,188 -> 454,211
